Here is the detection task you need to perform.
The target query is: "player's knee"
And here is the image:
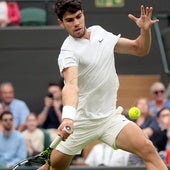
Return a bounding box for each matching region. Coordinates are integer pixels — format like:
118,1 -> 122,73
138,139 -> 157,160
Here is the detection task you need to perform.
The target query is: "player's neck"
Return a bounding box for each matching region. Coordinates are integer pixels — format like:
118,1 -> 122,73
82,29 -> 91,40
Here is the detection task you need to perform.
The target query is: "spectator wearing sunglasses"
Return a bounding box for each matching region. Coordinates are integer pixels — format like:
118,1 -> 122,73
149,82 -> 170,116
0,111 -> 27,168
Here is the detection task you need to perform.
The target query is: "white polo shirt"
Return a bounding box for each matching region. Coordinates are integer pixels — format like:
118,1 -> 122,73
58,25 -> 121,120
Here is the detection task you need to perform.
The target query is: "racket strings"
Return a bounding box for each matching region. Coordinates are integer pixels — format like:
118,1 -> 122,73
13,148 -> 52,169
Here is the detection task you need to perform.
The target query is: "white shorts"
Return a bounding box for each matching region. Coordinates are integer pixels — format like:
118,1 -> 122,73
56,107 -> 130,155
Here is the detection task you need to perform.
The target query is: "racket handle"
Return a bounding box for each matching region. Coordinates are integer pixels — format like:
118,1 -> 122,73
50,135 -> 62,149
49,126 -> 71,149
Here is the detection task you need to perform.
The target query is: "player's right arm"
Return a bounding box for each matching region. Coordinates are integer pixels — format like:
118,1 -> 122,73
57,66 -> 79,140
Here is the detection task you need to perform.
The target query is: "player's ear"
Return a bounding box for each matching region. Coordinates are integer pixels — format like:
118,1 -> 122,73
58,19 -> 64,29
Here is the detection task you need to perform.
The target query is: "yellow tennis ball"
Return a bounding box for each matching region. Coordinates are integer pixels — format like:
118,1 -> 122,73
128,107 -> 141,119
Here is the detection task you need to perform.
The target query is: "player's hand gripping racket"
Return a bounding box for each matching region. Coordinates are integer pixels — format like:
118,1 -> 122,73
12,126 -> 71,170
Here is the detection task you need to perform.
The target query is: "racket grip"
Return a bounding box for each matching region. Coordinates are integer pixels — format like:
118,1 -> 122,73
49,135 -> 62,149
49,126 -> 71,149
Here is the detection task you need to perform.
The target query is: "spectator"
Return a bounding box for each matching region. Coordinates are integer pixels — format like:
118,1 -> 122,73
0,82 -> 30,132
22,113 -> 45,157
0,111 -> 27,168
149,82 -> 170,116
0,1 -> 20,27
166,127 -> 170,150
135,97 -> 154,129
38,82 -> 62,141
84,143 -> 130,167
0,102 -> 3,131
165,113 -> 170,164
0,102 -> 3,113
149,108 -> 170,152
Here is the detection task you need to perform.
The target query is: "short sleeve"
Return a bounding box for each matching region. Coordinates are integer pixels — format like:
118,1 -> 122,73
105,31 -> 121,50
58,49 -> 78,74
95,25 -> 121,50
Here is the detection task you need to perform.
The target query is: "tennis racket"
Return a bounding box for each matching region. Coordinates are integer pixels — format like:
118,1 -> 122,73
12,126 -> 71,170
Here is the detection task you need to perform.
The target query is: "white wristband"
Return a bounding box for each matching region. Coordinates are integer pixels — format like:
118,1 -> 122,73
62,105 -> 76,120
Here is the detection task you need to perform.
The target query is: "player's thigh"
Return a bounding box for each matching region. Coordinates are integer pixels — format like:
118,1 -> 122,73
50,149 -> 73,170
115,121 -> 153,156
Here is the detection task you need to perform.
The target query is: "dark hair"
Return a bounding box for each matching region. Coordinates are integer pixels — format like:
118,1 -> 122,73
48,82 -> 61,88
0,111 -> 13,120
157,107 -> 170,118
54,0 -> 82,20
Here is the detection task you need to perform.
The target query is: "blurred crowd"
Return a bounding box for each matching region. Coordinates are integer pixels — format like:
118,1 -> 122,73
0,80 -> 170,168
0,1 -> 20,27
0,81 -> 62,168
0,0 -> 47,28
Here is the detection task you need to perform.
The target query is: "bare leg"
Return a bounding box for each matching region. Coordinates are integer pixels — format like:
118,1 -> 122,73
116,122 -> 168,170
37,163 -> 50,170
50,149 -> 74,170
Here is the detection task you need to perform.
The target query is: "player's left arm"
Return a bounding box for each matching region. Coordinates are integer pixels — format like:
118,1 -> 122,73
115,5 -> 159,56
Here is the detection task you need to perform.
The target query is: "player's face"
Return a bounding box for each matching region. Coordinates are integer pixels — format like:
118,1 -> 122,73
58,10 -> 86,38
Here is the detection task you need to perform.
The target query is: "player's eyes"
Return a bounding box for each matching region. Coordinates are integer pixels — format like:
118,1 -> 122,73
66,19 -> 74,22
76,14 -> 82,19
65,13 -> 82,22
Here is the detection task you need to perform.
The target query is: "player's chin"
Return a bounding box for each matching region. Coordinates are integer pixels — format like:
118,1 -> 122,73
72,34 -> 83,38
72,31 -> 85,38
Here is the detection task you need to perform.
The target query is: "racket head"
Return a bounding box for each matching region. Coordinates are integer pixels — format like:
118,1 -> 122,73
12,156 -> 46,170
12,147 -> 52,170
12,132 -> 65,170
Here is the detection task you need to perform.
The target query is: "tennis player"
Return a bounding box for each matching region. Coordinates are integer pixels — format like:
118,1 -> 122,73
46,0 -> 167,170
